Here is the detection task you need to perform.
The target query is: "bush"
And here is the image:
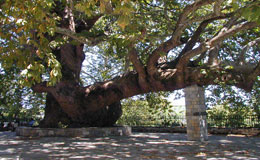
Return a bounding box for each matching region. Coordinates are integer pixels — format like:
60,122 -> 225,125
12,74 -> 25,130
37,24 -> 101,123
207,105 -> 259,128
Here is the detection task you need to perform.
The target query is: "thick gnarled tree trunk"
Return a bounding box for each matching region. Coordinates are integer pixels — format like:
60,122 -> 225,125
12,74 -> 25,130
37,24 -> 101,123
39,43 -> 124,128
41,93 -> 122,128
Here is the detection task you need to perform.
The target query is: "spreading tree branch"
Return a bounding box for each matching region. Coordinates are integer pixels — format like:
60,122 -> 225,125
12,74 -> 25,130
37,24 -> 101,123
147,0 -> 218,76
208,44 -> 221,66
128,46 -> 150,91
214,0 -> 224,16
160,15 -> 229,70
32,82 -> 54,93
193,51 -> 207,65
238,37 -> 260,65
177,17 -> 218,59
176,22 -> 259,70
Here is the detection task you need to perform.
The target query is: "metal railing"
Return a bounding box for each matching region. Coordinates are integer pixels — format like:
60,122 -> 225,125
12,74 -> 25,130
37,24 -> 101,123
207,115 -> 260,128
119,115 -> 260,128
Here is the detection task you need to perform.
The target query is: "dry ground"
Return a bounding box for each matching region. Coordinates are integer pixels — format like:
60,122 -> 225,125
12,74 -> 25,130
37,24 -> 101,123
0,131 -> 259,159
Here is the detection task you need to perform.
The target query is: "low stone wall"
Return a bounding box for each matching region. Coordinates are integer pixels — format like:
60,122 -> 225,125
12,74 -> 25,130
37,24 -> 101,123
209,128 -> 260,136
16,126 -> 132,138
132,126 -> 186,133
132,126 -> 260,136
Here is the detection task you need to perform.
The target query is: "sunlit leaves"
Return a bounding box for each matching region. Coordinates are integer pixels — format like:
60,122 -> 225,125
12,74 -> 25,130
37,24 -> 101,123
241,3 -> 260,24
75,0 -> 97,17
0,0 -> 61,86
46,53 -> 62,86
74,0 -> 135,30
20,62 -> 44,85
113,0 -> 134,29
231,0 -> 260,23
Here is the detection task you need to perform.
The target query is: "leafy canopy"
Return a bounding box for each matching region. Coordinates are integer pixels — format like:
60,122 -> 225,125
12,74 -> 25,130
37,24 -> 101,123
0,0 -> 259,87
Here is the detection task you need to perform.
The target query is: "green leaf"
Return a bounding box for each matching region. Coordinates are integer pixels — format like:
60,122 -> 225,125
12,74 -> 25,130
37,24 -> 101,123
117,15 -> 130,30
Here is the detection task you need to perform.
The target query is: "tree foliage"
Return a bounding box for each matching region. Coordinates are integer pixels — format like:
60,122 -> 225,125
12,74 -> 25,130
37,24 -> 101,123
207,104 -> 259,128
0,66 -> 45,122
206,84 -> 260,117
0,0 -> 259,87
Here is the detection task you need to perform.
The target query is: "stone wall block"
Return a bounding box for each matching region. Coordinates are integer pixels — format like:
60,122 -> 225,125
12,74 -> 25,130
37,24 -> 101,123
16,126 -> 132,137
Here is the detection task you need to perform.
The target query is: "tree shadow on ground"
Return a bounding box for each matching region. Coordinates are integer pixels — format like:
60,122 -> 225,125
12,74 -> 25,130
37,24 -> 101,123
0,131 -> 259,159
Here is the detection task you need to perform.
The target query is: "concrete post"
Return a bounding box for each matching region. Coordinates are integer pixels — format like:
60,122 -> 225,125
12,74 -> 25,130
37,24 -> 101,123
184,85 -> 208,141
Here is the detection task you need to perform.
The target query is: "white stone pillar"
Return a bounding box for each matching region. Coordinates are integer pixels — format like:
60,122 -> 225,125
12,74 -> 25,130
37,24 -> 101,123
184,85 -> 208,141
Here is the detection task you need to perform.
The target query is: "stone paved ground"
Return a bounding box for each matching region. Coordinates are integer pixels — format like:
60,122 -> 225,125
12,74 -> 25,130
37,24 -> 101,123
0,131 -> 259,159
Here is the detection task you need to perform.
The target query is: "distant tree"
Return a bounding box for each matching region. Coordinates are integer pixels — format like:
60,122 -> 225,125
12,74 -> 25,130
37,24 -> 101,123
0,0 -> 259,127
117,98 -> 152,126
118,93 -> 181,127
0,67 -> 45,122
207,104 -> 258,128
206,84 -> 260,118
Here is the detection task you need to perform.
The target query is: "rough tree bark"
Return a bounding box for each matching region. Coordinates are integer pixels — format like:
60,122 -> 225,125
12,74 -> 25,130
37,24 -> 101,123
40,93 -> 122,128
38,44 -> 123,127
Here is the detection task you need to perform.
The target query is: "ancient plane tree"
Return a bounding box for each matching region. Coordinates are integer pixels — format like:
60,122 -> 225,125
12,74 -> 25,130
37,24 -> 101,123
0,0 -> 259,127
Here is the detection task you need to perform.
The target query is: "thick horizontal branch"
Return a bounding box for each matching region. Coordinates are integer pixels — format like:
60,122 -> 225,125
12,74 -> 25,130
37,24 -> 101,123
221,61 -> 257,73
50,64 -> 259,118
32,82 -> 54,93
